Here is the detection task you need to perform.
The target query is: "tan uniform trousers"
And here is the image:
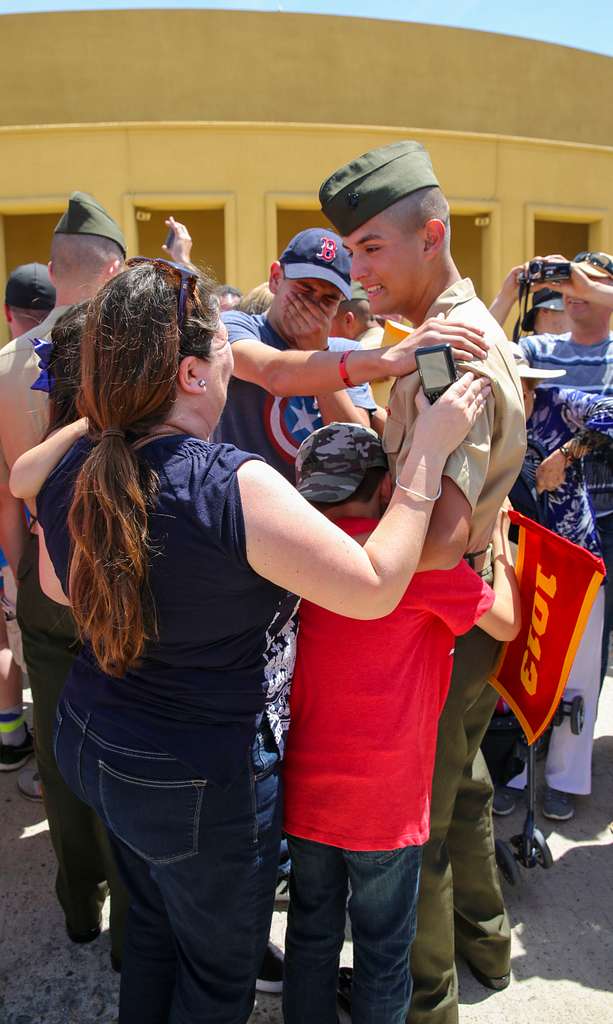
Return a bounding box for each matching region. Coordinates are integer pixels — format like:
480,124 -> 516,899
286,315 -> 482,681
407,623 -> 511,1024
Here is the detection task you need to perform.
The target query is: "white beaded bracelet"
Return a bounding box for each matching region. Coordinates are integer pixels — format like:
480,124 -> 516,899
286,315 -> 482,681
395,478 -> 442,502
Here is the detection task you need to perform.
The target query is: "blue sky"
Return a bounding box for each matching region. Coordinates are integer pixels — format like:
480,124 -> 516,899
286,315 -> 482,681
2,1 -> 612,58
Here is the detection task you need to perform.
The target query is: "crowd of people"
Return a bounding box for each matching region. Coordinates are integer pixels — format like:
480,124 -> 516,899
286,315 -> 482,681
0,138 -> 612,1024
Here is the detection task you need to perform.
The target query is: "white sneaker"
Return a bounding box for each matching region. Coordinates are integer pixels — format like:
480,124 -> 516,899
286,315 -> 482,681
17,764 -> 43,801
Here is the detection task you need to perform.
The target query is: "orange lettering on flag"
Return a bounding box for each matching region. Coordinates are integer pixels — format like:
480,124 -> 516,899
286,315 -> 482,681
520,565 -> 557,695
535,565 -> 557,599
520,651 -> 538,696
490,514 -> 604,745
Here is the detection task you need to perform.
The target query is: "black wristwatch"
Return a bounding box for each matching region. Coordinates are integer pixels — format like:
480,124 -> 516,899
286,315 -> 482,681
560,444 -> 573,463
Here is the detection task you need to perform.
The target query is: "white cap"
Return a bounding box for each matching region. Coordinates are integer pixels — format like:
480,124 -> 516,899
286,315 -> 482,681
508,342 -> 566,380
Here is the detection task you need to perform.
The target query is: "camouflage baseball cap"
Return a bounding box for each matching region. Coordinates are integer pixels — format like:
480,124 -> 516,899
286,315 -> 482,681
296,422 -> 388,504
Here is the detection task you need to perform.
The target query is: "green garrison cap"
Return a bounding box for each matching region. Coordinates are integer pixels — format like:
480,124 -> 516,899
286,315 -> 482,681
319,141 -> 440,237
54,191 -> 126,257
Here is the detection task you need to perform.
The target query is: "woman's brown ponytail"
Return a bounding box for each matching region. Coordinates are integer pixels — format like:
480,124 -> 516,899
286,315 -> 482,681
68,262 -> 218,677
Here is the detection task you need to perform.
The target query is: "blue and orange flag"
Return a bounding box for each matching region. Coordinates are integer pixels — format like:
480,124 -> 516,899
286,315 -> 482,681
489,510 -> 605,744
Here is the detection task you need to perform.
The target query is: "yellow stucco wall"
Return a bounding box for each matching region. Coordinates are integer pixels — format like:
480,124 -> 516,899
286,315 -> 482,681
0,10 -> 611,342
1,10 -> 612,147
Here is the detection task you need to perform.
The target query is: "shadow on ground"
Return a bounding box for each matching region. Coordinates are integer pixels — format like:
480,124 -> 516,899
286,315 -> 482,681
2,684 -> 612,1023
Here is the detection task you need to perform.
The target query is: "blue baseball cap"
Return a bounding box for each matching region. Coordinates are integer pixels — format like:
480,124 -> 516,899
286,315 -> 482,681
279,228 -> 352,300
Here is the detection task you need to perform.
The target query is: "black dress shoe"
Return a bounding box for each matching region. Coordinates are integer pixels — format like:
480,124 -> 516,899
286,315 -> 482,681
466,961 -> 511,991
66,924 -> 101,945
110,952 -> 122,973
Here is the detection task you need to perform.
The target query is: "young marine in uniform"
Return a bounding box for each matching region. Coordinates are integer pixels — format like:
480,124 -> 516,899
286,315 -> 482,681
319,140 -> 527,1024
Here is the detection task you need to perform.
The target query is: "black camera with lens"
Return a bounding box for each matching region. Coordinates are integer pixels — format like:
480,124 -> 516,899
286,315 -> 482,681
518,259 -> 572,285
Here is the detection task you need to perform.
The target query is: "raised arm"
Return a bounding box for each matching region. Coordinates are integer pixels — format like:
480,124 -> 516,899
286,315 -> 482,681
231,318 -> 490,398
489,265 -> 524,328
239,373 -> 490,620
10,419 -> 87,501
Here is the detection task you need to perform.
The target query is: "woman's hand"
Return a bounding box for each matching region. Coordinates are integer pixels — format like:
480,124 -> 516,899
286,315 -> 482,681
536,448 -> 569,493
413,372 -> 491,459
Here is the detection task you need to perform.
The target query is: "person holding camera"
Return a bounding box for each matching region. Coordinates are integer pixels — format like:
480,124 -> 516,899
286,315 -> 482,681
518,252 -> 613,685
489,265 -> 570,336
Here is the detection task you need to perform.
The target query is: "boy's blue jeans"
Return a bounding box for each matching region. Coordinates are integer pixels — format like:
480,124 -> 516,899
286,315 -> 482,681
283,834 -> 423,1024
54,697 -> 281,1024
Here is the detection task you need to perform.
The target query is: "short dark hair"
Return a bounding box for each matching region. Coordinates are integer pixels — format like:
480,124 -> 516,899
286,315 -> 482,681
336,297 -> 369,316
385,186 -> 450,245
6,305 -> 49,326
50,233 -> 123,279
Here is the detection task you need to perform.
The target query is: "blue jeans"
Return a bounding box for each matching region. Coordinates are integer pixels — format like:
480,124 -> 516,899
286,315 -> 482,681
283,834 -> 423,1024
598,514 -> 613,686
54,698 -> 282,1024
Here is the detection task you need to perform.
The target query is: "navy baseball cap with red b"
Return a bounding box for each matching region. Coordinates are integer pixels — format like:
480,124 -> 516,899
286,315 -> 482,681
279,228 -> 352,300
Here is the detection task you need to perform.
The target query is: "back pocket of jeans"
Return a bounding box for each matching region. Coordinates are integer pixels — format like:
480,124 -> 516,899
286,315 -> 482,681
98,760 -> 206,864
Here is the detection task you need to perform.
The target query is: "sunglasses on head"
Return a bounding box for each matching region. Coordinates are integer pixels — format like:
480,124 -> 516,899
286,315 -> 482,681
126,257 -> 199,330
574,252 -> 613,277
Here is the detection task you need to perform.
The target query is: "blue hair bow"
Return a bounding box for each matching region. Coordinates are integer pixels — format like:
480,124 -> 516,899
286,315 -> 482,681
30,337 -> 55,394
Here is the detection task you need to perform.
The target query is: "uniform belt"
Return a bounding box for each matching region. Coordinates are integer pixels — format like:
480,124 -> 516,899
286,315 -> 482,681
464,545 -> 493,577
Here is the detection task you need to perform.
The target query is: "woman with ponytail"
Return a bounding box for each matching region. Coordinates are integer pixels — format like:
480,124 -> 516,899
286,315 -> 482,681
17,258 -> 490,1023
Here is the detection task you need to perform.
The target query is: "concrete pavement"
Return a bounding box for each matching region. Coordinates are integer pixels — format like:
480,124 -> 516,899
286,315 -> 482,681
2,678 -> 612,1023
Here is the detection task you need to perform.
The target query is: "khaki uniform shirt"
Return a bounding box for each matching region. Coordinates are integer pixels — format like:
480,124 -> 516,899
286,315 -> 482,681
0,306 -> 68,486
383,278 -> 526,555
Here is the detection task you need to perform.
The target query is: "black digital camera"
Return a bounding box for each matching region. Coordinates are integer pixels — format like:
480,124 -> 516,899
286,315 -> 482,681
518,259 -> 572,285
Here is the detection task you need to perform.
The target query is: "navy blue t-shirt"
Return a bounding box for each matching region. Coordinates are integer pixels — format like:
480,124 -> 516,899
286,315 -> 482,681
37,435 -> 298,785
213,311 -> 376,482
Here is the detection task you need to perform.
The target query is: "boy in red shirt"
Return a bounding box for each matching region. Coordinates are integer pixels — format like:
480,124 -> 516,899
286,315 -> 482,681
282,423 -> 520,1024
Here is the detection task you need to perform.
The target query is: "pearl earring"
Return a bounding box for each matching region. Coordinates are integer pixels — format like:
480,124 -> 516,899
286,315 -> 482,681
197,379 -> 207,388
